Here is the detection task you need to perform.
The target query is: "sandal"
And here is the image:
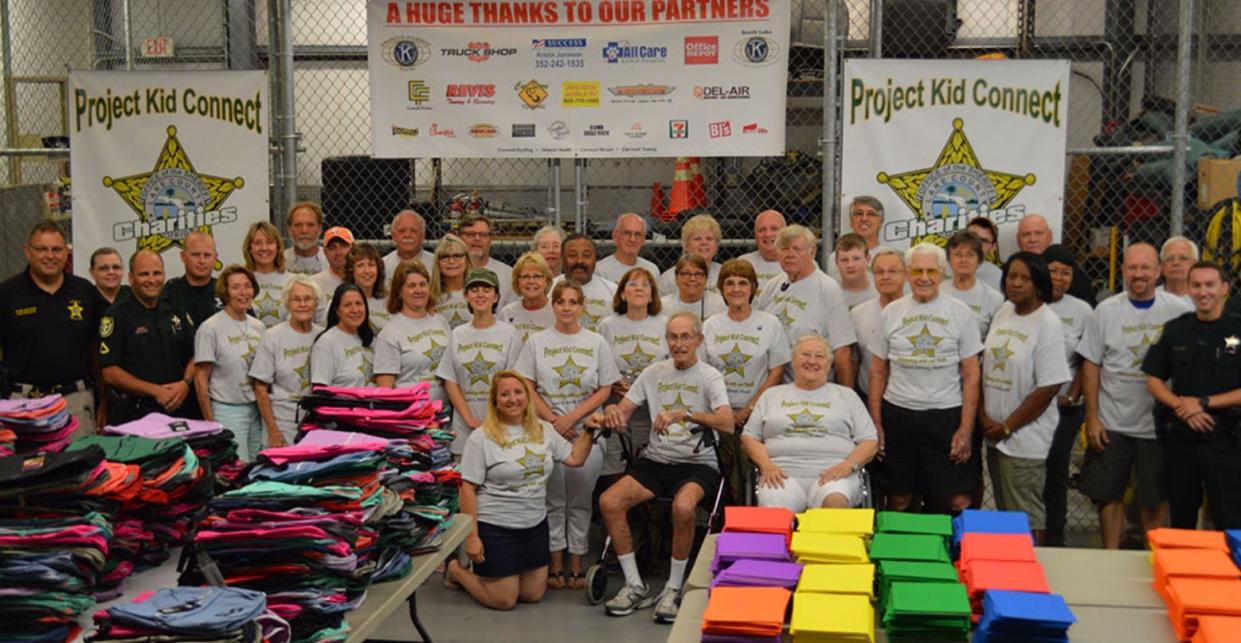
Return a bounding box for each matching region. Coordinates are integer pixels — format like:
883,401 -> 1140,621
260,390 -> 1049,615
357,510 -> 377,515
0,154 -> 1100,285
442,560 -> 462,591
547,570 -> 566,589
567,571 -> 587,590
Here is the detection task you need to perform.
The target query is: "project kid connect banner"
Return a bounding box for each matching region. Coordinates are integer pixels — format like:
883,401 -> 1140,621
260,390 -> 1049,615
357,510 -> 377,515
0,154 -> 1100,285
368,0 -> 789,158
68,71 -> 269,278
841,59 -> 1070,254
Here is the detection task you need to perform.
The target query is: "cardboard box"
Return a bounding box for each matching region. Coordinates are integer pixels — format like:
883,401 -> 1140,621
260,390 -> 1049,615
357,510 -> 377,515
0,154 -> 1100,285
1198,157 -> 1241,210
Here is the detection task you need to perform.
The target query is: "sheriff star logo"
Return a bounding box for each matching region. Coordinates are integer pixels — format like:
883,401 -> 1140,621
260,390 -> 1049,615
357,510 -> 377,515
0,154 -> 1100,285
907,324 -> 943,357
254,289 -> 281,323
357,351 -> 372,377
787,406 -> 824,429
620,343 -> 657,374
877,118 -> 1035,247
775,307 -> 796,328
517,447 -> 545,478
553,356 -> 586,389
662,392 -> 691,413
1128,333 -> 1155,367
293,358 -> 311,391
990,339 -> 1014,372
422,338 -> 446,363
463,351 -> 496,385
719,343 -> 751,377
102,125 -> 243,260
67,299 -> 84,320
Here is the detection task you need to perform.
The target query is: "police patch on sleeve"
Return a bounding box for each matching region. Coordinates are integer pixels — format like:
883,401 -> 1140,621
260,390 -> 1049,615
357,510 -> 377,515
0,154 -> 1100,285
100,316 -> 114,338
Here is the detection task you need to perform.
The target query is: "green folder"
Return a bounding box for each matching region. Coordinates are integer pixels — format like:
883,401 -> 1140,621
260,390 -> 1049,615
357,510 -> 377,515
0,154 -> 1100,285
875,511 -> 953,537
868,533 -> 950,563
882,581 -> 971,641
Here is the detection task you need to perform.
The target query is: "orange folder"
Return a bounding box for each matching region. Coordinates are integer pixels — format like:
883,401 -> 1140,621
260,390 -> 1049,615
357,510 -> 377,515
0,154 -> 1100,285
1192,615 -> 1241,643
957,533 -> 1038,568
701,585 -> 792,637
1147,528 -> 1229,552
1153,548 -> 1240,590
1165,577 -> 1241,641
723,506 -> 795,544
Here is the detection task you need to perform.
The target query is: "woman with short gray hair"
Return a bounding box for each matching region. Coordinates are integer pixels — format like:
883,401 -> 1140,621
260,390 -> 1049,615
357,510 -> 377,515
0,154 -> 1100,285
251,275 -> 323,447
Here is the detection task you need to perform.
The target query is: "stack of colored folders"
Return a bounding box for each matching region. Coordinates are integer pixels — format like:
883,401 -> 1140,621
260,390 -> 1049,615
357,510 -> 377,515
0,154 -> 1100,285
974,590 -> 1076,642
104,413 -> 245,491
0,511 -> 113,642
1191,616 -> 1241,643
957,533 -> 1049,622
867,512 -> 968,640
950,510 -> 1033,558
701,586 -> 791,642
711,559 -> 804,590
789,508 -> 874,565
786,509 -> 876,642
1145,528 -> 1241,641
882,579 -> 972,641
0,394 -> 78,454
712,531 -> 792,574
86,586 -> 288,643
791,592 -> 875,642
723,506 -> 795,545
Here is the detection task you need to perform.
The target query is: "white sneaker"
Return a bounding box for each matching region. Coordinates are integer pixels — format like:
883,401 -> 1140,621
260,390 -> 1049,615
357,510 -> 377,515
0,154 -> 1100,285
604,582 -> 649,616
652,586 -> 681,623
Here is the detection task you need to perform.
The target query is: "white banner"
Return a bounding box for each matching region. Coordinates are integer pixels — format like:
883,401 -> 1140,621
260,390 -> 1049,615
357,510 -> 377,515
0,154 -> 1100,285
841,59 -> 1070,255
367,0 -> 789,158
69,70 -> 269,277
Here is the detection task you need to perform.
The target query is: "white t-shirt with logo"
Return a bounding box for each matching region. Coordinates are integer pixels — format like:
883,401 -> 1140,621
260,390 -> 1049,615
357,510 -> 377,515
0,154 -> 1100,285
310,326 -> 374,388
840,278 -> 878,310
982,302 -> 1072,458
661,291 -> 726,321
977,262 -> 1003,293
477,258 -> 515,307
436,289 -> 472,330
383,249 -> 435,279
1048,294 -> 1092,397
1155,285 -> 1193,308
252,270 -> 290,328
742,382 -> 877,479
460,422 -> 573,529
248,321 -> 322,441
738,251 -> 784,289
596,254 -> 659,285
1076,291 -> 1192,438
435,321 -> 522,453
553,275 -> 617,332
756,269 -> 858,353
660,261 -> 723,296
624,359 -> 730,468
850,298 -> 883,395
598,314 -> 668,382
875,293 -> 983,410
372,313 -> 452,398
284,247 -> 327,276
702,310 -> 791,407
194,311 -> 265,405
941,280 -> 1005,341
500,300 -> 555,344
368,296 -> 392,333
514,327 -> 620,426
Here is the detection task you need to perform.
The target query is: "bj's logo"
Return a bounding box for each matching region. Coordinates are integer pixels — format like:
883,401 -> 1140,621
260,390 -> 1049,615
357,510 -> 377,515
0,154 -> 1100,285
445,83 -> 496,105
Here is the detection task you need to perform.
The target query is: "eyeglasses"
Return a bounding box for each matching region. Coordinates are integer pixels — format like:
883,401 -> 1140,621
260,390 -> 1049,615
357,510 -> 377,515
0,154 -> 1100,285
440,253 -> 466,261
851,211 -> 882,219
667,333 -> 699,344
459,230 -> 491,240
909,268 -> 942,277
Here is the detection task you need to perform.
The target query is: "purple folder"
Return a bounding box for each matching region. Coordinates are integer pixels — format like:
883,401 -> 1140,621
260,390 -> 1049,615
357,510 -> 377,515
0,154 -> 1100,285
710,559 -> 803,590
700,634 -> 782,643
712,532 -> 791,574
104,412 -> 224,439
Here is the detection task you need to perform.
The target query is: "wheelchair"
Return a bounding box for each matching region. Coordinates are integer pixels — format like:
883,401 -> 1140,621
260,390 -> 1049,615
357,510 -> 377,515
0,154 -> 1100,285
584,422 -> 730,605
744,462 -> 876,509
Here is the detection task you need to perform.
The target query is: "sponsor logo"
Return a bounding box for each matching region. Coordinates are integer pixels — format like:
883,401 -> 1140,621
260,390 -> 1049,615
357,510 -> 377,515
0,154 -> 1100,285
583,124 -> 610,137
445,83 -> 496,105
742,123 -> 768,134
602,41 -> 668,64
470,123 -> 498,138
549,121 -> 570,139
429,123 -> 456,137
391,125 -> 419,137
625,123 -> 647,139
684,36 -> 719,65
101,125 -> 242,250
511,123 -> 536,137
561,81 -> 600,108
733,36 -> 782,67
514,79 -> 550,109
709,121 -> 732,138
381,37 -> 431,69
693,85 -> 751,100
669,120 -> 689,139
608,84 -> 676,98
533,38 -> 587,48
440,42 -> 517,62
407,80 -> 431,108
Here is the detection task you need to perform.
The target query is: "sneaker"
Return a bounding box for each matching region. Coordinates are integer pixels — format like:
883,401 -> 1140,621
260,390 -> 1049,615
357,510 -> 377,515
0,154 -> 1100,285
604,582 -> 649,616
652,586 -> 681,623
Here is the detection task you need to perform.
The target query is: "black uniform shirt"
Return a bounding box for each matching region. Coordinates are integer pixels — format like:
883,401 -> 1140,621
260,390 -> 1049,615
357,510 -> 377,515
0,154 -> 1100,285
0,269 -> 107,385
98,296 -> 194,386
1142,309 -> 1241,397
161,276 -> 220,329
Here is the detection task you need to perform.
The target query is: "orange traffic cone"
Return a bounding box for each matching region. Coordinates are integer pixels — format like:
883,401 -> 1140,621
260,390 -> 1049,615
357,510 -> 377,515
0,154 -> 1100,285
688,157 -> 707,210
669,157 -> 693,216
650,181 -> 668,222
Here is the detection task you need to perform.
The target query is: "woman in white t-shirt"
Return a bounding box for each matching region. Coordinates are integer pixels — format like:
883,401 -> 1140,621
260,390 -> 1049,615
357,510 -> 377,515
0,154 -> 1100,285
250,275 -> 322,448
660,254 -> 726,320
374,260 -> 452,399
431,234 -> 471,329
437,269 -> 521,455
193,265 -> 266,461
514,280 -> 620,590
979,252 -> 1070,542
345,243 -> 391,332
597,266 -> 667,477
941,230 -> 1004,340
445,370 -> 597,609
742,334 -> 879,510
310,283 -> 374,388
500,252 -> 556,344
243,221 -> 291,328
658,213 -> 724,295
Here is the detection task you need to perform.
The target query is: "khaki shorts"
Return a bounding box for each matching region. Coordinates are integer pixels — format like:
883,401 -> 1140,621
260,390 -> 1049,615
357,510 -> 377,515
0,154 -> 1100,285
987,446 -> 1047,530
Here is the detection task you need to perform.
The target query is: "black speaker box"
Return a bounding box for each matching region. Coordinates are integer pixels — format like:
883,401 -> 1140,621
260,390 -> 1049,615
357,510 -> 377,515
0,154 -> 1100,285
882,0 -> 962,59
320,156 -> 412,240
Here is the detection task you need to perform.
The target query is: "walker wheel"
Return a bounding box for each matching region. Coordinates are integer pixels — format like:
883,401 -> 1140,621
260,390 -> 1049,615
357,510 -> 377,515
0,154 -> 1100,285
585,563 -> 608,604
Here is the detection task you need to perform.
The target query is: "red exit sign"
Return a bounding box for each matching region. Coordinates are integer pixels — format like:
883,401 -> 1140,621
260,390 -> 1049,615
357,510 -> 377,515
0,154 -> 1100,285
143,36 -> 175,58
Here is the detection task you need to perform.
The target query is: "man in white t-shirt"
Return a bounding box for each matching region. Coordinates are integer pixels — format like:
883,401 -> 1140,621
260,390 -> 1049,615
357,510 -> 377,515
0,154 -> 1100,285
1156,236 -> 1197,306
828,196 -> 884,280
382,210 -> 434,277
1077,242 -> 1193,549
458,213 -> 514,306
283,201 -> 328,275
597,213 -> 659,284
738,209 -> 786,288
590,313 -> 733,623
756,225 -> 856,386
851,248 -> 906,398
311,226 -> 353,322
558,234 -> 617,332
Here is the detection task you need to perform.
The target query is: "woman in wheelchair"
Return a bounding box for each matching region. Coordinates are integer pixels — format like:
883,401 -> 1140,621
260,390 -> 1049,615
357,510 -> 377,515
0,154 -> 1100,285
446,370 -> 599,609
741,334 -> 879,510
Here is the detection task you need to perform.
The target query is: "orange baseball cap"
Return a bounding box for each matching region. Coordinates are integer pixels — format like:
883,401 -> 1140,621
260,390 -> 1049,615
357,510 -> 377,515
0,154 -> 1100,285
324,226 -> 355,246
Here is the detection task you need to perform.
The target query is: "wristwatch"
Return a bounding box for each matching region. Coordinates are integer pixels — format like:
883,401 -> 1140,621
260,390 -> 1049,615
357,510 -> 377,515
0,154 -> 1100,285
1200,396 -> 1211,412
848,459 -> 860,473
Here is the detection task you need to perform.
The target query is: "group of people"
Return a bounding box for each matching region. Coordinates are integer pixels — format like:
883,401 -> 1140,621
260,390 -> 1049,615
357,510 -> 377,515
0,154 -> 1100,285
2,195 -> 1239,623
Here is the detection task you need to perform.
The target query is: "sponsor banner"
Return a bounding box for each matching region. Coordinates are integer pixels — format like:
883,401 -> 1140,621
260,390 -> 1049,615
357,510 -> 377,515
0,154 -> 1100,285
841,59 -> 1069,254
368,0 -> 788,158
68,70 -> 269,278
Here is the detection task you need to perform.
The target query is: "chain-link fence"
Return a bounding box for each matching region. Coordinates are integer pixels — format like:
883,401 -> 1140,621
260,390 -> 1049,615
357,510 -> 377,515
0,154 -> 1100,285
1,0 -> 1240,534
